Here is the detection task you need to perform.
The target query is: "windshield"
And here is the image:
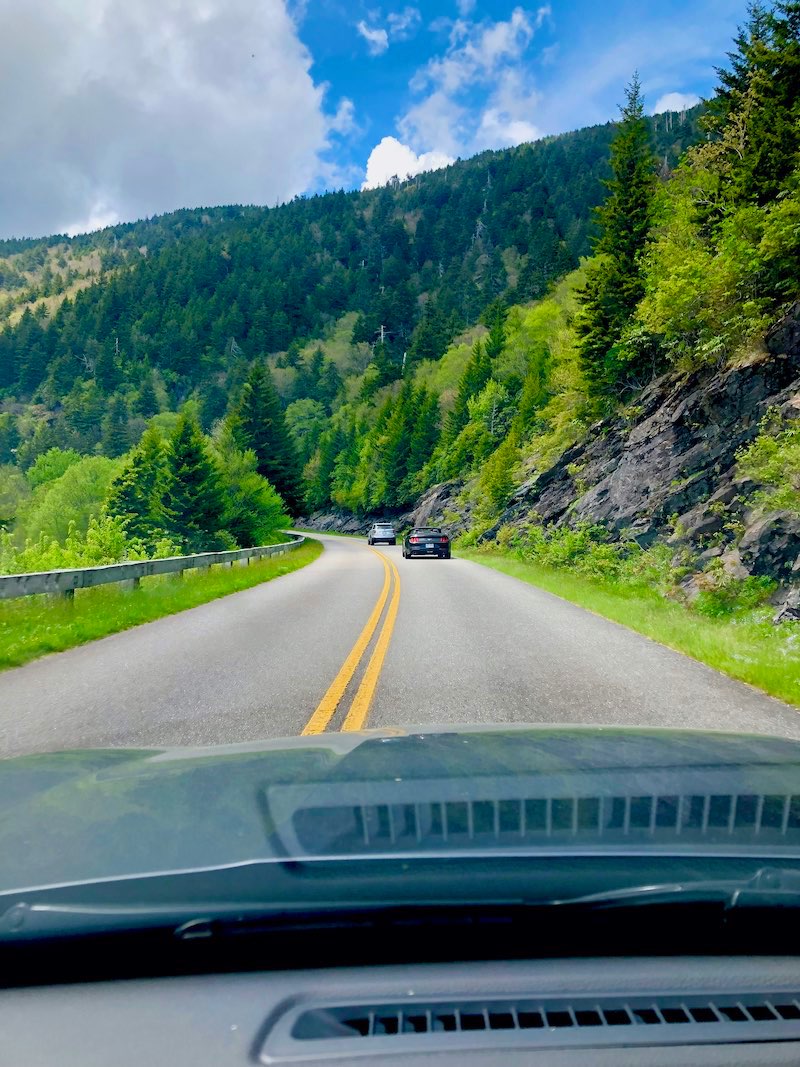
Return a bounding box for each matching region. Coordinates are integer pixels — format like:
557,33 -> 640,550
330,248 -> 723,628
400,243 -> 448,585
0,0 -> 798,933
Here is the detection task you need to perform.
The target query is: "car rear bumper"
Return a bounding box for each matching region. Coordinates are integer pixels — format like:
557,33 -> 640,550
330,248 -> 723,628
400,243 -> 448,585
406,547 -> 449,557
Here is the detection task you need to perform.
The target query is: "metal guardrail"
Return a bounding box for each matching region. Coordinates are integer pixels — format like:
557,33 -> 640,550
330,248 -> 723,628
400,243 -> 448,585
0,535 -> 306,601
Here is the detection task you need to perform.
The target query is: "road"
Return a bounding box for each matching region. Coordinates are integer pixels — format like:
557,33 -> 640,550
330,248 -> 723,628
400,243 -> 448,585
1,532 -> 798,756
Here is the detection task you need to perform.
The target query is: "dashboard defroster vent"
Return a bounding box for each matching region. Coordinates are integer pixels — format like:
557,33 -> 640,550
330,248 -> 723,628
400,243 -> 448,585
260,991 -> 800,1061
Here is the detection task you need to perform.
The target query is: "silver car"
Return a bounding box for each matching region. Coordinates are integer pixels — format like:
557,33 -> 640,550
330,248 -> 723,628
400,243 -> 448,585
367,522 -> 397,546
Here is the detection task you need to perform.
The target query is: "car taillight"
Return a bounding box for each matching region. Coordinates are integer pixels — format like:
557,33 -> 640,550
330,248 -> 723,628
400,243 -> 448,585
410,537 -> 419,543
441,535 -> 448,543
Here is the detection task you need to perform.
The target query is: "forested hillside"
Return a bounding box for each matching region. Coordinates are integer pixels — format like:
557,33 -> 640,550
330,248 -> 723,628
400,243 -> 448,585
1,0 -> 798,645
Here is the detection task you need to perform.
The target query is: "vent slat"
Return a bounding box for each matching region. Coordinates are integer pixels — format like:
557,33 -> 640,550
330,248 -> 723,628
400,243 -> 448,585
292,789 -> 800,855
292,994 -> 800,1042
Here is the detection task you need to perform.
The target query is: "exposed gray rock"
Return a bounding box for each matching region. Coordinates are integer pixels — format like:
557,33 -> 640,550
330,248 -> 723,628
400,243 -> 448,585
496,304 -> 800,548
738,511 -> 800,579
486,304 -> 800,609
773,587 -> 800,624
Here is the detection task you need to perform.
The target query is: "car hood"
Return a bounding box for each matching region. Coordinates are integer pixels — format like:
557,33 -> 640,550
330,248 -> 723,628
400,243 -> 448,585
2,725 -> 800,894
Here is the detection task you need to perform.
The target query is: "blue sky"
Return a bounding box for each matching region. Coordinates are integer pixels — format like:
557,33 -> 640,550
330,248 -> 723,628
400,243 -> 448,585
298,0 -> 750,188
0,0 -> 752,238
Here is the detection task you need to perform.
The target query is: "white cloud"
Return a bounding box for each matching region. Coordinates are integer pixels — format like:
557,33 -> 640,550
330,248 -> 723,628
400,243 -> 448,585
392,5 -> 547,164
474,67 -> 542,150
328,96 -> 356,135
387,6 -> 421,40
652,90 -> 701,114
356,19 -> 389,55
361,136 -> 454,189
358,7 -> 420,54
456,0 -> 476,13
0,0 -> 343,238
399,91 -> 466,158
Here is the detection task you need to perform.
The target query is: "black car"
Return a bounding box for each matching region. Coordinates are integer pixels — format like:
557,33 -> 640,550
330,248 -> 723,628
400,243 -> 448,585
403,526 -> 451,558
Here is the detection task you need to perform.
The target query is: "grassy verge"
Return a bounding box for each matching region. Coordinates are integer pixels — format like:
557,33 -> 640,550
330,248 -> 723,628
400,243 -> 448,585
458,549 -> 800,708
0,540 -> 323,671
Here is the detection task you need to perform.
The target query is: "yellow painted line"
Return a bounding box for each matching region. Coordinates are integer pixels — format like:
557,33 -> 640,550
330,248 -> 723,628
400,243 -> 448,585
341,549 -> 401,733
300,549 -> 391,736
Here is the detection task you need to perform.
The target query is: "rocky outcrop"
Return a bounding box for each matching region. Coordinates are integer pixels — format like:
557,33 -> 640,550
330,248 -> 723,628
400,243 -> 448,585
299,479 -> 470,538
486,303 -> 800,607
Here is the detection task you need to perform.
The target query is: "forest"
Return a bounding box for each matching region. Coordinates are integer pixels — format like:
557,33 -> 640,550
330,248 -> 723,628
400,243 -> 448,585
0,0 -> 798,583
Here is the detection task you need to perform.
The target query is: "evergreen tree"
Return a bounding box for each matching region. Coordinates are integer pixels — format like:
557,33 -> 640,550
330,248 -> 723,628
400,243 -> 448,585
382,381 -> 416,505
728,1 -> 800,205
94,343 -> 120,393
575,74 -> 657,400
105,426 -> 169,546
482,299 -> 508,361
231,360 -> 304,514
446,339 -> 493,441
163,411 -> 226,551
99,395 -> 130,457
306,426 -> 345,510
136,373 -> 159,417
400,387 -> 440,499
212,423 -> 288,546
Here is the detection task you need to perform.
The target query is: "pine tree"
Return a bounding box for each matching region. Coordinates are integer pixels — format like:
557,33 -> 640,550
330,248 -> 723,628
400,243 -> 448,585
94,343 -> 120,393
163,411 -> 226,551
382,381 -> 416,506
230,360 -> 303,514
105,426 -> 168,546
136,373 -> 159,417
399,387 -> 440,500
575,74 -> 657,400
99,395 -> 130,457
446,339 -> 493,441
482,299 -> 508,361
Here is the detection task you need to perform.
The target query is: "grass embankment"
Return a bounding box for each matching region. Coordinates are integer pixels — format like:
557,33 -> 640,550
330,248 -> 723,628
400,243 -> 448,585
0,540 -> 323,671
459,550 -> 800,708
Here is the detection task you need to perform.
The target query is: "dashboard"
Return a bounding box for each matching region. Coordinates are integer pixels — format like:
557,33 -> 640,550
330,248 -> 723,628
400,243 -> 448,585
3,956 -> 800,1066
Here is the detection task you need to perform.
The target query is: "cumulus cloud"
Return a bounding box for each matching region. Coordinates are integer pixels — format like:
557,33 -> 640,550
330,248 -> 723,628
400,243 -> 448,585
356,20 -> 389,55
0,0 -> 349,238
390,5 -> 547,166
652,90 -> 701,114
361,136 -> 454,189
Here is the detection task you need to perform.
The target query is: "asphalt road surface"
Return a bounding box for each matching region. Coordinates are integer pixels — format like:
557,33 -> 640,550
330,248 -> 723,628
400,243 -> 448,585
1,533 -> 798,756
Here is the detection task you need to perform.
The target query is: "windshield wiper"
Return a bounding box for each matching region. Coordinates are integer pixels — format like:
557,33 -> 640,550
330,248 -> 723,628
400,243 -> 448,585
553,866 -> 800,911
4,867 -> 800,943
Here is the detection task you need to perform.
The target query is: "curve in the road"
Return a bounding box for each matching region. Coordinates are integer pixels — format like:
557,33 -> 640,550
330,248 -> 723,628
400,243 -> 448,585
2,532 -> 800,757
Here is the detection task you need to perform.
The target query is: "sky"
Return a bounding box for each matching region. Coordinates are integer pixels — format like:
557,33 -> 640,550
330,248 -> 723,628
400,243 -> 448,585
0,0 -> 751,239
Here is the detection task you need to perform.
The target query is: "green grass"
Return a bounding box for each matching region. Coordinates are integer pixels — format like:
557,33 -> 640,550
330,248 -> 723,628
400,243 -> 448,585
0,540 -> 323,671
459,549 -> 800,708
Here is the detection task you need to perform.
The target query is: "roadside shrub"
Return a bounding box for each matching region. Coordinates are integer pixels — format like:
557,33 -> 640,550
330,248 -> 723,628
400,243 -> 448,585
693,561 -> 776,618
736,415 -> 800,515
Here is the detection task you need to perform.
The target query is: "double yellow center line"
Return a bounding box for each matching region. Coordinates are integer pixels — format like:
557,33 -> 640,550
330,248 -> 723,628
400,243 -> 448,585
301,546 -> 401,735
